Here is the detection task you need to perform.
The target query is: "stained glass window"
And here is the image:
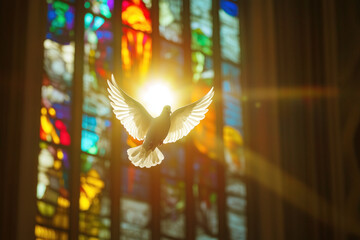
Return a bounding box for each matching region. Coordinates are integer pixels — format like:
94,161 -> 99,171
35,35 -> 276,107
36,0 -> 247,239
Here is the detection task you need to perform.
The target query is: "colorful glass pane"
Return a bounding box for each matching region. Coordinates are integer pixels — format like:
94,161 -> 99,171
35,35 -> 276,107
159,0 -> 182,43
192,86 -> 217,159
227,195 -> 246,212
81,129 -> 111,157
191,52 -> 213,85
82,114 -> 111,134
121,167 -> 150,200
194,185 -> 218,237
227,212 -> 246,240
226,177 -> 246,197
122,0 -> 152,33
47,0 -> 75,44
83,92 -> 112,118
81,114 -> 112,157
84,14 -> 113,95
44,39 -> 75,87
40,107 -> 71,146
36,142 -> 70,229
79,154 -> 111,238
120,198 -> 151,239
85,0 -> 114,18
121,27 -> 152,89
222,63 -> 244,174
35,225 -> 68,239
120,222 -> 151,240
190,0 -> 213,55
160,178 -> 185,238
220,0 -> 240,63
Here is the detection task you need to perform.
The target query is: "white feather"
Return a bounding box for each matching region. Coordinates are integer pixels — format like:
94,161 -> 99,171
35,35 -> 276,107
107,75 -> 153,140
127,145 -> 164,168
163,87 -> 214,144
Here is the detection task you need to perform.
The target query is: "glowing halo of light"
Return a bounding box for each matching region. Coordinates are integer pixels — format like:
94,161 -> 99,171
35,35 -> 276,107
138,81 -> 176,117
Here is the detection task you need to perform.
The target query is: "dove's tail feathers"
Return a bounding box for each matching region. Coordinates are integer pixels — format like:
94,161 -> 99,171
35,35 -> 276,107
127,145 -> 164,168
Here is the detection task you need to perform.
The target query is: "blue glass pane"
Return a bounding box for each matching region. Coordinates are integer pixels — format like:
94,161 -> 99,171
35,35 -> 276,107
222,63 -> 242,132
47,0 -> 75,44
85,0 -> 114,18
84,15 -> 113,96
220,0 -> 240,63
81,129 -> 111,157
227,212 -> 246,240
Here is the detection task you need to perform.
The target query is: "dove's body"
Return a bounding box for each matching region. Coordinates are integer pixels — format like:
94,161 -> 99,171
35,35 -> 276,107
107,75 -> 214,168
143,108 -> 171,151
126,107 -> 171,167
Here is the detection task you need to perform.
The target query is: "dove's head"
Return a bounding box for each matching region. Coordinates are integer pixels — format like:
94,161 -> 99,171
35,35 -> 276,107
162,105 -> 172,115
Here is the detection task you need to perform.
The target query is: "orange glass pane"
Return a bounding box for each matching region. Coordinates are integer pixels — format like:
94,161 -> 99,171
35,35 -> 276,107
192,85 -> 217,159
122,0 -> 152,33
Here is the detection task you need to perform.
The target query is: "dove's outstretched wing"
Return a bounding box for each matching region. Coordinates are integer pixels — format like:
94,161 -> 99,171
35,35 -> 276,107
163,87 -> 214,144
107,75 -> 153,140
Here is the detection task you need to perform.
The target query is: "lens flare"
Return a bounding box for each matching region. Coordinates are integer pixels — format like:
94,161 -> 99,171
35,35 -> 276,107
139,81 -> 175,117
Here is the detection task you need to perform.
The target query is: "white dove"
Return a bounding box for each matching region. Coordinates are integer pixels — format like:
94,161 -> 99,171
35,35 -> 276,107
107,75 -> 214,168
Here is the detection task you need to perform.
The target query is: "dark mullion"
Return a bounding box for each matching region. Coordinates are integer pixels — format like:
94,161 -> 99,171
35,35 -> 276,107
212,0 -> 228,239
69,0 -> 85,238
112,0 -> 123,238
183,0 -> 195,238
150,0 -> 161,239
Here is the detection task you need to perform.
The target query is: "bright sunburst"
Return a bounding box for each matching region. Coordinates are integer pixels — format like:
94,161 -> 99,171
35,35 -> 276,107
138,81 -> 175,117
